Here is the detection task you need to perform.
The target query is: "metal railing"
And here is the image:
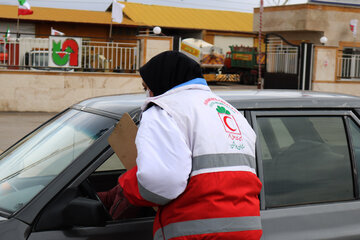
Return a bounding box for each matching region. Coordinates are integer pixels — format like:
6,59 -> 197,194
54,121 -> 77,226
266,37 -> 299,74
337,54 -> 360,80
0,37 -> 139,73
82,40 -> 139,72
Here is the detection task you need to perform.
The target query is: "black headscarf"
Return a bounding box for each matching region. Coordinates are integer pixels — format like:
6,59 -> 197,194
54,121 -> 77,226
139,51 -> 203,96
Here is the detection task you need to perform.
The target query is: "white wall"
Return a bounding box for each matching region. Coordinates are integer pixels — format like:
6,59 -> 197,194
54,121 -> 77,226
313,46 -> 337,82
214,35 -> 253,54
0,71 -> 143,112
142,36 -> 173,65
313,82 -> 360,97
145,39 -> 171,62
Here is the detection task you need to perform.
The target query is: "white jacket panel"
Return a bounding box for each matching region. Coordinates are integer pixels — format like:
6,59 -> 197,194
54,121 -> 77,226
135,105 -> 192,202
147,84 -> 256,159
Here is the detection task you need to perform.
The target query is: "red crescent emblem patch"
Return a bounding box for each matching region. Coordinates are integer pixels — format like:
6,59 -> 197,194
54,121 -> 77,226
218,113 -> 241,135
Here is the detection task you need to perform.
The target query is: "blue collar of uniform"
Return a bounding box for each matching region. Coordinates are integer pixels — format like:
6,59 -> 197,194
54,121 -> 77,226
171,78 -> 208,90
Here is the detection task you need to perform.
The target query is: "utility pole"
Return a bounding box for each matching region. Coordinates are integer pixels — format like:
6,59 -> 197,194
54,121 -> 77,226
258,0 -> 264,89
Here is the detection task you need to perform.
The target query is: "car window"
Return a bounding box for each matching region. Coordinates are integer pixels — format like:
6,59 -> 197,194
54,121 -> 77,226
87,151 -> 157,222
96,153 -> 125,172
96,108 -> 142,172
348,118 -> 360,190
0,110 -> 116,213
257,116 -> 354,208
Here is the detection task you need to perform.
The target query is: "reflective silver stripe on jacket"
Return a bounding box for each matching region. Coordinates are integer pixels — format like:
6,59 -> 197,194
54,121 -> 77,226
154,216 -> 262,240
138,182 -> 171,205
191,153 -> 256,177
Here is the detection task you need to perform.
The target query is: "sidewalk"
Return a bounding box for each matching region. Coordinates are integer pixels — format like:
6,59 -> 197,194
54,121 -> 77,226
0,112 -> 57,152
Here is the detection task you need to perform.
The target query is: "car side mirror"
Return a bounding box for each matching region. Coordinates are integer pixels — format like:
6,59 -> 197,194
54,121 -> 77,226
63,197 -> 108,227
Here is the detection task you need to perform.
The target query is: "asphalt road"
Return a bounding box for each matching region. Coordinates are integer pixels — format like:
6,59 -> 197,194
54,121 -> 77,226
0,83 -> 257,152
0,112 -> 57,152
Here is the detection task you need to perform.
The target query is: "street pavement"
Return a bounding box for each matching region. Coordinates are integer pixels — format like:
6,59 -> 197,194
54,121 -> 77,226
0,83 -> 257,152
0,112 -> 57,152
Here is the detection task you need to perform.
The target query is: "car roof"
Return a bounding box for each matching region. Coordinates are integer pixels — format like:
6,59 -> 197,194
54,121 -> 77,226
72,90 -> 360,119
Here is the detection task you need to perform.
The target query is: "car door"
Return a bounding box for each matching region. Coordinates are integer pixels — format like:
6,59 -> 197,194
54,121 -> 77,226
251,109 -> 360,240
27,136 -> 154,240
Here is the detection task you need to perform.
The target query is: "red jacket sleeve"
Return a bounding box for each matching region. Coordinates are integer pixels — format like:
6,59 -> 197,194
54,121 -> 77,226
118,166 -> 156,207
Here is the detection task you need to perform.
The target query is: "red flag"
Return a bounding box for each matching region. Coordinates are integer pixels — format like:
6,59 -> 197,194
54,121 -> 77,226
18,0 -> 33,16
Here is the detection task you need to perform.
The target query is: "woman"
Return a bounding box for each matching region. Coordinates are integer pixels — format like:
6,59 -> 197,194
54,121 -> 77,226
119,51 -> 262,240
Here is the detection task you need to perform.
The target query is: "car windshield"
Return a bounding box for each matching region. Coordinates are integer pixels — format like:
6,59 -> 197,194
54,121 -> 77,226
0,109 -> 116,215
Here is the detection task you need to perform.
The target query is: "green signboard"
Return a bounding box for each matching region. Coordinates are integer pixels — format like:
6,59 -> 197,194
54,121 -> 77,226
49,36 -> 82,68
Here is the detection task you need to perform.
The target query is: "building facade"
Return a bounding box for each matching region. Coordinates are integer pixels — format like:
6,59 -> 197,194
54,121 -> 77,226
0,2 -> 257,112
254,3 -> 360,96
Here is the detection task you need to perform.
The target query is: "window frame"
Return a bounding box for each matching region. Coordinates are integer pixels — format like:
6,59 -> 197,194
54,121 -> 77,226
250,109 -> 360,210
345,113 -> 360,198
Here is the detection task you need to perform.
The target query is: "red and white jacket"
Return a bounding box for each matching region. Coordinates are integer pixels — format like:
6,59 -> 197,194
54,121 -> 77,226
119,81 -> 262,240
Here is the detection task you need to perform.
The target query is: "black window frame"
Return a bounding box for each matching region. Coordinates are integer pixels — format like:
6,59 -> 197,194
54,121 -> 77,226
345,112 -> 360,198
250,109 -> 360,210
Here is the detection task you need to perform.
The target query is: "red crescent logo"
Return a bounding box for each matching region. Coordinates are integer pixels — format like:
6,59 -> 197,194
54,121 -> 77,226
223,116 -> 236,131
